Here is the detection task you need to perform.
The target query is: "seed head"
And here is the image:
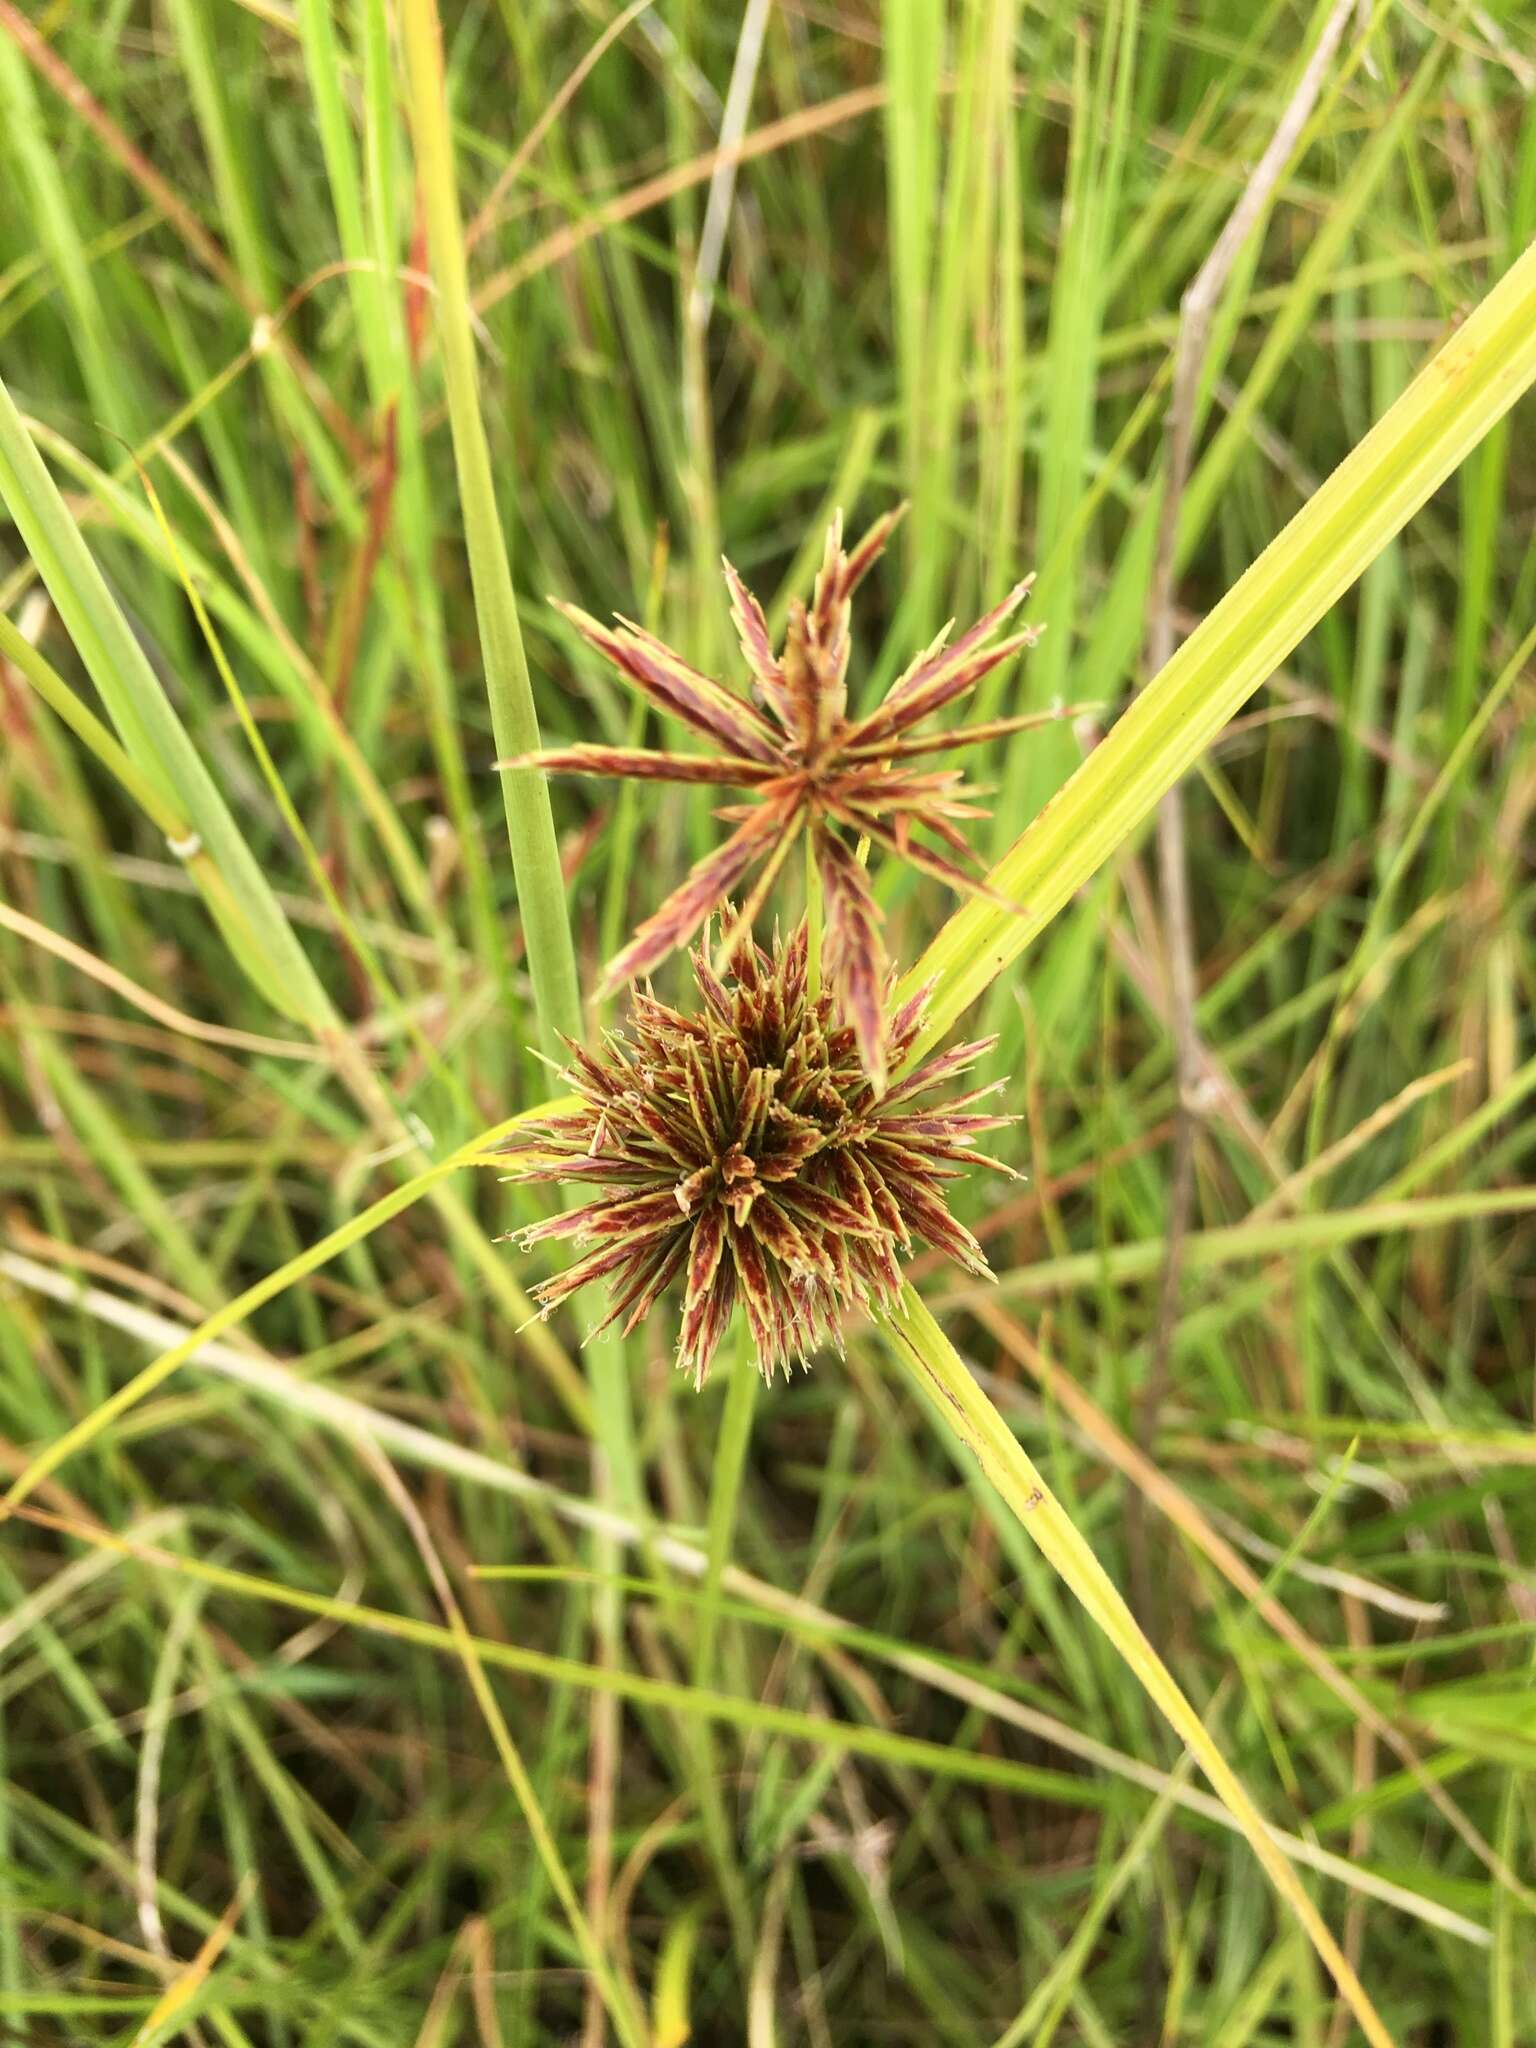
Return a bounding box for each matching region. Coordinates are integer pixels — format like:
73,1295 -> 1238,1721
504,920 -> 1014,1387
505,506 -> 1050,1087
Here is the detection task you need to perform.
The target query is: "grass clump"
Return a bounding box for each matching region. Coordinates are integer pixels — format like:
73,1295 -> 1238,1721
0,2 -> 1534,2044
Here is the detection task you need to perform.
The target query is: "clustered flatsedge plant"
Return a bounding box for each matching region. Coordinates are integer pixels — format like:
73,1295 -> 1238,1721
505,918 -> 1011,1385
6,12 -> 1534,2038
510,505 -> 1045,1083
497,502 -> 1038,1382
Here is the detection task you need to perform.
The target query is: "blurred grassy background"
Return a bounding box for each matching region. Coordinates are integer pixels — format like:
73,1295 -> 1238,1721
1,0 -> 1534,2041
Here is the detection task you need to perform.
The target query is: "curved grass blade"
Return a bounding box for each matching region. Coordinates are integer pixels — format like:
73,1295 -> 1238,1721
0,1250 -> 1493,1948
0,1103 -> 579,1516
0,369 -> 331,1027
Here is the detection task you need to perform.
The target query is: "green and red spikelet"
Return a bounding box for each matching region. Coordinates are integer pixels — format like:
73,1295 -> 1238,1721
506,506 -> 1052,1088
502,920 -> 1014,1387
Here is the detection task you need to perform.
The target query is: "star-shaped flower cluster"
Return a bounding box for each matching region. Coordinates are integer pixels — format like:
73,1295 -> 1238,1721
515,507 -> 1041,1087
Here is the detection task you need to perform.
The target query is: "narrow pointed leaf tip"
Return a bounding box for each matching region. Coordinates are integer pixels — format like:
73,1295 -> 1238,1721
544,508 -> 1040,1011
501,920 -> 1015,1388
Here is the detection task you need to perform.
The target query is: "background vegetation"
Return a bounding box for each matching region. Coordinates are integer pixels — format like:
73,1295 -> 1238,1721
0,0 -> 1533,2041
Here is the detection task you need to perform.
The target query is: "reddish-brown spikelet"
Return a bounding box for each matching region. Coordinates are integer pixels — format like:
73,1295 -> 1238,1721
504,506 -> 1056,1087
502,920 -> 1015,1387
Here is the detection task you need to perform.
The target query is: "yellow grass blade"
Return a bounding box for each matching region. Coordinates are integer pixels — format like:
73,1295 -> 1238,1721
0,1104 -> 573,1516
128,1881 -> 250,2046
881,1286 -> 1396,2048
900,237 -> 1536,1062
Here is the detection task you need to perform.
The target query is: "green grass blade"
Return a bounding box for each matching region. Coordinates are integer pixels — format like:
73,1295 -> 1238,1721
0,369 -> 331,1027
399,0 -> 580,1053
0,609 -> 181,832
0,1105 -> 563,1513
0,1250 -> 1495,1951
294,0 -> 393,410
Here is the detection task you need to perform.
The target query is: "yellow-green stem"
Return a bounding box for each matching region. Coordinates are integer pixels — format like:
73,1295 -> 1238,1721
880,1285 -> 1395,2048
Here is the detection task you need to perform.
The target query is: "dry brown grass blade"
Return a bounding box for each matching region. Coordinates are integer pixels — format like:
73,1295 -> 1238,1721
0,903 -> 334,1062
127,1878 -> 251,2046
0,1254 -> 1490,1946
1247,1059 -> 1473,1223
465,0 -> 657,251
358,1441 -> 649,2048
472,87 -> 888,314
882,1290 -> 1396,2048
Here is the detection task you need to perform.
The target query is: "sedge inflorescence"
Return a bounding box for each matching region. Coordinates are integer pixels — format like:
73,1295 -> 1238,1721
505,920 -> 1012,1387
512,504 -> 1042,1088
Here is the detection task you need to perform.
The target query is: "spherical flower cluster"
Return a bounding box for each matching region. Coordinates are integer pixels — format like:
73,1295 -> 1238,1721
504,921 -> 1012,1385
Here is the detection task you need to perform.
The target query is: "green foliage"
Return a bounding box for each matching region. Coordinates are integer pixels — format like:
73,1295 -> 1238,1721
0,3 -> 1533,2043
